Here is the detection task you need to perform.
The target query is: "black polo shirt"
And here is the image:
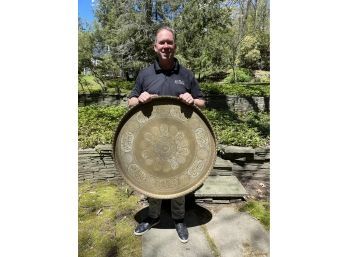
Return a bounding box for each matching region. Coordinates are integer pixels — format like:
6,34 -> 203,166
129,58 -> 204,99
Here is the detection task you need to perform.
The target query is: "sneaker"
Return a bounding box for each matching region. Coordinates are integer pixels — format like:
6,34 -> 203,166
174,220 -> 189,243
134,217 -> 160,236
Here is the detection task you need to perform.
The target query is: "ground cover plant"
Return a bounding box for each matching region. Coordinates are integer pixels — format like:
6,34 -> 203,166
78,75 -> 269,97
79,181 -> 141,257
78,105 -> 270,149
78,75 -> 134,95
203,109 -> 269,148
78,105 -> 128,148
239,200 -> 270,230
200,82 -> 269,96
78,75 -> 103,94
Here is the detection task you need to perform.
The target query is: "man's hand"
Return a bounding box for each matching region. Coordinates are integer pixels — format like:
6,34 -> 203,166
128,92 -> 158,107
179,92 -> 194,105
138,92 -> 158,103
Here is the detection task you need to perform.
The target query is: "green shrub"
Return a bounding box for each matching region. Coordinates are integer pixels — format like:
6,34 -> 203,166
200,83 -> 223,95
101,80 -> 135,95
235,68 -> 253,82
224,68 -> 253,83
78,106 -> 269,149
78,105 -> 128,148
78,75 -> 135,95
202,109 -> 269,148
200,83 -> 269,96
244,111 -> 270,138
78,75 -> 104,94
254,70 -> 270,83
106,80 -> 135,91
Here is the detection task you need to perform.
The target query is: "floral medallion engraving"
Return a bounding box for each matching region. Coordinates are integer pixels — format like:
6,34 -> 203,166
114,98 -> 216,198
140,124 -> 190,172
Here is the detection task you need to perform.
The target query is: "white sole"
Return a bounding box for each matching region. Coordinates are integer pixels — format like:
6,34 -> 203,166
179,238 -> 189,243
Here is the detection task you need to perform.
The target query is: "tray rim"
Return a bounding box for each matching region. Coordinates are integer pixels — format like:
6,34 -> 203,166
112,96 -> 217,199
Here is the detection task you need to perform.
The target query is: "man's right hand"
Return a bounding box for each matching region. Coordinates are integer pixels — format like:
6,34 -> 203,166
128,92 -> 158,107
138,92 -> 158,103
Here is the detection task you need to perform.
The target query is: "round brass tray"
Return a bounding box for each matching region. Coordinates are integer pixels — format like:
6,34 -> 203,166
112,96 -> 216,199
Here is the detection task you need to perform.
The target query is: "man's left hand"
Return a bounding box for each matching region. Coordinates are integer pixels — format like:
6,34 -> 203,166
179,93 -> 194,105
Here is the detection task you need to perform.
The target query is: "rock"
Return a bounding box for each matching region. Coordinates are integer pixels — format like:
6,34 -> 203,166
218,145 -> 255,161
223,145 -> 255,154
213,157 -> 233,170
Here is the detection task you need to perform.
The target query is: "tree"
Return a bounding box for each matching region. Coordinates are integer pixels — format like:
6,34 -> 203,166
239,35 -> 261,69
223,0 -> 269,80
77,0 -> 270,83
93,0 -> 184,80
244,0 -> 270,70
78,18 -> 94,75
174,0 -> 231,80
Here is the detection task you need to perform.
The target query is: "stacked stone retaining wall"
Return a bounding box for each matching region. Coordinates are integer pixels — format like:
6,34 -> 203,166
78,144 -> 270,199
205,95 -> 269,113
217,145 -> 270,199
78,146 -> 123,182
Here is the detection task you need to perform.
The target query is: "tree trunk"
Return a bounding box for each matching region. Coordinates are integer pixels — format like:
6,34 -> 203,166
239,0 -> 252,39
253,0 -> 258,32
125,71 -> 130,81
233,64 -> 237,83
145,0 -> 152,24
91,69 -> 107,92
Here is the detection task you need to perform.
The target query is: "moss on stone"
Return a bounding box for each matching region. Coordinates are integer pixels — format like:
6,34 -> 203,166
78,182 -> 141,257
239,200 -> 270,230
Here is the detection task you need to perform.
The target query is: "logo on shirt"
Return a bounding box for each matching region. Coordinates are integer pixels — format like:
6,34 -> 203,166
174,80 -> 185,85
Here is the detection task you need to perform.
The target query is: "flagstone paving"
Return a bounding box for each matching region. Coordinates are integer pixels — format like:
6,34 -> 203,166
139,203 -> 269,257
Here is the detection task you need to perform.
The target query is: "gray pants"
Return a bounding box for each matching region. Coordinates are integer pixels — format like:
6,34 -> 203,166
148,196 -> 185,220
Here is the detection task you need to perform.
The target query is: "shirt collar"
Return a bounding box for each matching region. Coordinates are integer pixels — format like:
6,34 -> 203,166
154,58 -> 180,73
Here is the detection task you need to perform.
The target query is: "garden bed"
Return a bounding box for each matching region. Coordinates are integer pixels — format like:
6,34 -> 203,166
78,106 -> 270,149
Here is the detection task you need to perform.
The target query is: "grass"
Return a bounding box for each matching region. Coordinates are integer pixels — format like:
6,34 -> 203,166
78,75 -> 134,95
78,184 -> 270,257
78,181 -> 141,257
201,225 -> 221,257
239,200 -> 270,230
78,75 -> 105,94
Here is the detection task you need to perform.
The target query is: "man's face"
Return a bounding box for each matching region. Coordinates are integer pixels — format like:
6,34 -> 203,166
154,29 -> 176,62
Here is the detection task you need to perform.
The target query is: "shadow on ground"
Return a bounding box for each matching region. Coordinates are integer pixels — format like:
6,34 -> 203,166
134,195 -> 212,229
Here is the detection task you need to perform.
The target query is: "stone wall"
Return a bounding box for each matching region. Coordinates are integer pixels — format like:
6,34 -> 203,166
217,145 -> 270,199
78,144 -> 270,199
78,94 -> 128,107
78,94 -> 269,113
205,95 -> 269,112
78,145 -> 123,183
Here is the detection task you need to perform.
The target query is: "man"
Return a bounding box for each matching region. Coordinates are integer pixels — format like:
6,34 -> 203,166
128,26 -> 205,243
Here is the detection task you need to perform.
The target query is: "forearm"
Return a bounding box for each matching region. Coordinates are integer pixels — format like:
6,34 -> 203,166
194,98 -> 205,109
128,97 -> 139,107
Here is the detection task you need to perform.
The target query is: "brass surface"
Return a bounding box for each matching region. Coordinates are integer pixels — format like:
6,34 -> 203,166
112,97 -> 216,199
